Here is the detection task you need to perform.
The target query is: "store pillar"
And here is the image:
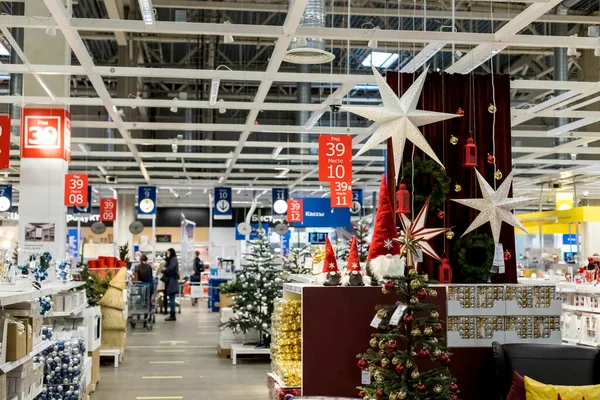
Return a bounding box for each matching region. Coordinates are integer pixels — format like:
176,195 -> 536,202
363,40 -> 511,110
114,191 -> 135,257
17,0 -> 71,264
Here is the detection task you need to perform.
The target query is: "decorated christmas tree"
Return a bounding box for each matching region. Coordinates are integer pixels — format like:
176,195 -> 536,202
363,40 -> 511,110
220,227 -> 283,347
353,218 -> 371,262
284,245 -> 312,275
336,237 -> 350,262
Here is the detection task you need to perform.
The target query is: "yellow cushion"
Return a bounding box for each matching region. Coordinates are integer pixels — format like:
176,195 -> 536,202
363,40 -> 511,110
524,376 -> 600,400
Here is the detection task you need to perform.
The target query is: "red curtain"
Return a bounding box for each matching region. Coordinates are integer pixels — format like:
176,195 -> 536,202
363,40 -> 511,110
384,72 -> 516,284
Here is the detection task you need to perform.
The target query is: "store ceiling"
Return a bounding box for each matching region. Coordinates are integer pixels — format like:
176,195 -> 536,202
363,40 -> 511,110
0,0 -> 599,209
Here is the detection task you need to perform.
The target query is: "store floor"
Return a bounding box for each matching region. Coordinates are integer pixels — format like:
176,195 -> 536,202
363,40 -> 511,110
93,301 -> 270,400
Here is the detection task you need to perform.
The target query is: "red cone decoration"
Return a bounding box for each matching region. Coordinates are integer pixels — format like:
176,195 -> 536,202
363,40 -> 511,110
322,236 -> 339,273
368,175 -> 401,261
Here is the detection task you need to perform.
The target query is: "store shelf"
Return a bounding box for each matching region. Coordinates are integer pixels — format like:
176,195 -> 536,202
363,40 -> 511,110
267,372 -> 300,390
286,274 -> 312,283
562,337 -> 599,348
24,385 -> 44,400
0,281 -> 85,307
282,283 -> 317,294
46,302 -> 87,318
0,340 -> 54,373
562,304 -> 600,314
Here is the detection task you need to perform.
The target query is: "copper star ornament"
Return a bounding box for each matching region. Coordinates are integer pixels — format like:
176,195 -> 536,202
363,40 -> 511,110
394,198 -> 448,267
341,67 -> 458,179
451,170 -> 535,243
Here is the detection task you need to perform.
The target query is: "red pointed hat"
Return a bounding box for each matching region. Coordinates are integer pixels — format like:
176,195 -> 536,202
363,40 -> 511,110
322,236 -> 340,273
368,174 -> 400,260
346,236 -> 361,272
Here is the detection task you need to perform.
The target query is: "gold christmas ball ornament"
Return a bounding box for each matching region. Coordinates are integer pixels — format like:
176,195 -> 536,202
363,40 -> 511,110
375,372 -> 385,382
392,356 -> 401,365
377,309 -> 388,319
410,296 -> 419,305
433,349 -> 442,357
454,183 -> 462,192
408,268 -> 417,276
424,327 -> 433,336
381,358 -> 390,367
422,274 -> 429,281
434,385 -> 443,393
428,289 -> 437,298
446,230 -> 455,240
410,279 -> 421,289
495,169 -> 503,180
405,360 -> 413,368
411,370 -> 420,380
389,393 -> 397,400
370,338 -> 379,348
450,135 -> 459,145
488,103 -> 497,114
429,337 -> 439,344
369,364 -> 377,373
411,328 -> 422,337
397,391 -> 407,400
431,311 -> 439,319
379,340 -> 387,350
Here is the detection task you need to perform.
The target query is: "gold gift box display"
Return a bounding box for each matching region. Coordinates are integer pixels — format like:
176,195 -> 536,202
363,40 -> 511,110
271,299 -> 302,386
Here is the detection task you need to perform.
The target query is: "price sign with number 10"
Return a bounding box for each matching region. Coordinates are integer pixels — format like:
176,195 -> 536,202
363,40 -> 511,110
100,198 -> 117,222
318,134 -> 352,182
287,199 -> 303,223
64,174 -> 88,207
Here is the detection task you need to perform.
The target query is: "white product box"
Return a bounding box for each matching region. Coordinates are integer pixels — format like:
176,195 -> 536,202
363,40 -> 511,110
52,294 -> 65,312
63,293 -> 74,313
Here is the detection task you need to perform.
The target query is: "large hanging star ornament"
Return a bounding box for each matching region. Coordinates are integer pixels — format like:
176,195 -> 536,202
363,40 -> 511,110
452,170 -> 535,243
341,67 -> 458,179
394,198 -> 448,267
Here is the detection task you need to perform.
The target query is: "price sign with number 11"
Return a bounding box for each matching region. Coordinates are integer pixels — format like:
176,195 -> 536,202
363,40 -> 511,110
64,174 -> 88,206
330,179 -> 352,208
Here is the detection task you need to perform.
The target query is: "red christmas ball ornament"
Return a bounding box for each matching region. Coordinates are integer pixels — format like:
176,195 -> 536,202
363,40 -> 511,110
419,348 -> 430,358
437,210 -> 445,219
358,392 -> 365,399
504,250 -> 512,261
434,323 -> 443,333
358,359 -> 368,370
361,239 -> 367,244
363,227 -> 369,233
450,383 -> 459,392
395,364 -> 405,374
291,389 -> 300,396
387,340 -> 397,351
417,383 -> 426,392
402,314 -> 414,325
440,354 -> 451,366
487,154 -> 495,164
456,107 -> 465,116
376,389 -> 384,398
379,350 -> 385,356
451,395 -> 459,400
417,288 -> 427,299
384,281 -> 395,292
353,225 -> 358,231
278,391 -> 285,400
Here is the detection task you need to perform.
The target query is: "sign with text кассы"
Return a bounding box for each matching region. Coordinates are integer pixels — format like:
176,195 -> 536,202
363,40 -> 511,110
287,199 -> 303,223
137,186 -> 157,219
100,198 -> 117,222
21,108 -> 71,161
0,115 -> 11,169
214,187 -> 232,220
291,198 -> 350,228
64,174 -> 88,207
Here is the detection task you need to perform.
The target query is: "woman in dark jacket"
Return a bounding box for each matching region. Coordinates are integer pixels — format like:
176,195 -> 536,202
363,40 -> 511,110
163,248 -> 180,321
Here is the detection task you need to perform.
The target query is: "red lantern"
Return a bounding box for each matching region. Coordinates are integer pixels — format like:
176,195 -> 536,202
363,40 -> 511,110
463,137 -> 477,167
438,258 -> 453,283
396,183 -> 410,214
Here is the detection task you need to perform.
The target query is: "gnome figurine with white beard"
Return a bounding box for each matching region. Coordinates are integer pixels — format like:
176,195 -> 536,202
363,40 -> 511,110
366,175 -> 405,284
317,236 -> 342,286
342,236 -> 371,286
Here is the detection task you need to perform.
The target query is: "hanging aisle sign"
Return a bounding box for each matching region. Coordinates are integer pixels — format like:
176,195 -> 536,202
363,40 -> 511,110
20,108 -> 71,161
351,189 -> 363,216
0,184 -> 13,212
214,187 -> 232,220
64,174 -> 88,207
272,188 -> 289,215
73,185 -> 93,215
319,134 -> 353,208
0,115 -> 10,169
100,198 -> 117,222
137,186 -> 157,219
287,199 -> 303,223
330,180 -> 352,208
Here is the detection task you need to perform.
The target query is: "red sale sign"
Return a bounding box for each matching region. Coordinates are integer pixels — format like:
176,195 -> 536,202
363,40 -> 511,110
318,134 -> 352,182
0,115 -> 10,169
64,174 -> 88,206
287,199 -> 303,223
21,108 -> 71,161
100,198 -> 117,222
330,179 -> 352,208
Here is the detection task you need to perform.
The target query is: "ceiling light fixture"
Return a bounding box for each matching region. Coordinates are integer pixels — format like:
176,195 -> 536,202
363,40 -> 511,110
567,34 -> 578,57
45,27 -> 56,37
236,189 -> 242,194
584,190 -> 590,197
138,0 -> 155,25
223,21 -> 234,44
361,51 -> 398,69
271,147 -> 283,159
170,97 -> 178,113
297,37 -> 308,47
218,99 -> 226,114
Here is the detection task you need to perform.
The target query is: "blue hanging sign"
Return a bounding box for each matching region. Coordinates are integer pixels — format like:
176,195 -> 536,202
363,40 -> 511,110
563,234 -> 577,245
0,184 -> 12,212
272,188 -> 289,215
138,186 -> 157,219
281,231 -> 291,258
214,187 -> 232,220
235,222 -> 269,240
73,185 -> 93,215
308,232 -> 329,244
67,228 -> 79,259
291,198 -> 350,228
351,189 -> 363,216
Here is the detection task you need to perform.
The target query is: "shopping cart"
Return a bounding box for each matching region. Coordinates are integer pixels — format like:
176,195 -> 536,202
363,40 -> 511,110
128,281 -> 155,330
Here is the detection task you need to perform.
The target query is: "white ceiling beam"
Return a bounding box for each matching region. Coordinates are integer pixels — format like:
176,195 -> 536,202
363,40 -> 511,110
102,0 -> 127,46
304,82 -> 355,130
400,42 -> 446,73
511,80 -> 600,91
42,0 -> 151,184
513,146 -> 600,155
513,137 -> 594,163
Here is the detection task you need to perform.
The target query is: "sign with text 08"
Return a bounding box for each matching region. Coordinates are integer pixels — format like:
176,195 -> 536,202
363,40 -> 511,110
21,108 -> 71,161
287,199 -> 303,223
64,174 -> 88,207
318,135 -> 352,182
100,198 -> 117,221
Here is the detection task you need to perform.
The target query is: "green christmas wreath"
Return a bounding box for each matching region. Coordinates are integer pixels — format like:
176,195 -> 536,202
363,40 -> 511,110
401,157 -> 450,210
452,233 -> 495,283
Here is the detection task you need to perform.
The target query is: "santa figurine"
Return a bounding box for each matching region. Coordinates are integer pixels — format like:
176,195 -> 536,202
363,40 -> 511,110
366,175 -> 405,284
342,236 -> 371,286
317,236 -> 342,286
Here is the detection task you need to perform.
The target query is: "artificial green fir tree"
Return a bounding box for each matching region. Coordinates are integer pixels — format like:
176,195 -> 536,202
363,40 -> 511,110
353,218 -> 371,262
356,259 -> 458,400
284,245 -> 312,275
220,228 -> 283,347
336,237 -> 350,262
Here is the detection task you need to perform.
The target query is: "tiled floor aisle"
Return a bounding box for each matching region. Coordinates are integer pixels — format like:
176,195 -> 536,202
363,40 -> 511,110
93,301 -> 270,400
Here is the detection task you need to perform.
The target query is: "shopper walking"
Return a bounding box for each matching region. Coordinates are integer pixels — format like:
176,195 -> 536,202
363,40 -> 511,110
157,254 -> 168,314
190,251 -> 204,306
163,248 -> 180,321
134,255 -> 155,325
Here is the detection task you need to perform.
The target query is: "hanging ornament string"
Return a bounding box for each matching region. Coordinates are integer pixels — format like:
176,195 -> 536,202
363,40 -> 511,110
442,72 -> 446,254
489,1 -> 498,190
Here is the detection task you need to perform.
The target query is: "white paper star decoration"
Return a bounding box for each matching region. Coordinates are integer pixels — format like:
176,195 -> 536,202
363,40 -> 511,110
452,170 -> 535,243
341,67 -> 458,179
394,198 -> 448,267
